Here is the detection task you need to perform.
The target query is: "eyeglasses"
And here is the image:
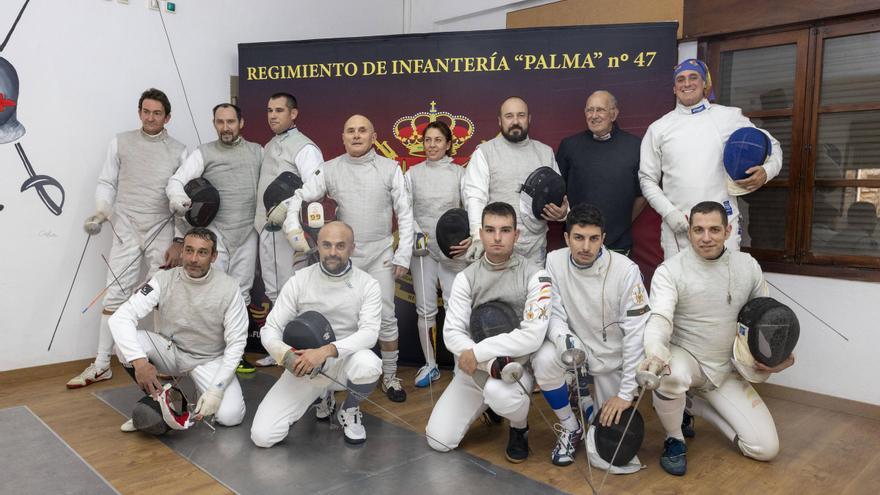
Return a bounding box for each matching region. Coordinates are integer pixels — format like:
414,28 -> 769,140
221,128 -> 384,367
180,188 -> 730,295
585,107 -> 611,115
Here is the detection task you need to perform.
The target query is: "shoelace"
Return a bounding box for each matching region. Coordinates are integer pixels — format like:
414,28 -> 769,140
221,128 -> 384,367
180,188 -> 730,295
553,423 -> 576,452
385,376 -> 403,390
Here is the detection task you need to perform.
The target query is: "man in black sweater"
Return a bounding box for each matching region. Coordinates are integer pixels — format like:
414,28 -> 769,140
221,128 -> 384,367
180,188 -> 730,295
556,90 -> 646,254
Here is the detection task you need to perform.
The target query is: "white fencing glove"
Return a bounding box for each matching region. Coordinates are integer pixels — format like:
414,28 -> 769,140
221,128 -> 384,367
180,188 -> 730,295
169,195 -> 191,215
286,228 -> 310,252
83,212 -> 107,235
465,237 -> 484,262
194,388 -> 223,418
267,202 -> 289,230
663,210 -> 690,234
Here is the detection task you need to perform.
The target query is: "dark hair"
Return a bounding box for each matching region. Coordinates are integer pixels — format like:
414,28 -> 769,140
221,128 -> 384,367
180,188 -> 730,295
184,227 -> 218,254
423,121 -> 453,156
269,92 -> 298,110
690,201 -> 728,227
565,203 -> 605,234
482,201 -> 517,226
139,88 -> 171,115
212,103 -> 242,120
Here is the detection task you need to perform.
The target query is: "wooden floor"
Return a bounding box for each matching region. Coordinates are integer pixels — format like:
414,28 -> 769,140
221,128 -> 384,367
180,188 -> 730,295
2,354 -> 878,495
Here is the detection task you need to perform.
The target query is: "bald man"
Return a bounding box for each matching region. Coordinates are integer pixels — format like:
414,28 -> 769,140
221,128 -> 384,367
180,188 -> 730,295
275,115 -> 413,403
556,90 -> 645,254
464,96 -> 567,267
251,221 -> 383,447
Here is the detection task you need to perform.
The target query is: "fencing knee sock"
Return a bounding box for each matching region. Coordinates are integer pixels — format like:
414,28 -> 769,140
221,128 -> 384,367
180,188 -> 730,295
653,390 -> 687,441
416,316 -> 437,367
342,380 -> 378,410
381,350 -> 399,379
542,384 -> 579,431
94,313 -> 114,370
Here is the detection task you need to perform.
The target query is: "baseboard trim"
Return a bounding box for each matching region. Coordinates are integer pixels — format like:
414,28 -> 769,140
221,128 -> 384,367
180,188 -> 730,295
756,382 -> 880,421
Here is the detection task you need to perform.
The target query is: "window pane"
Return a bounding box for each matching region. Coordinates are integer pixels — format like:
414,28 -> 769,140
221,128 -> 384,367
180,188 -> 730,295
812,187 -> 880,256
719,44 -> 796,112
751,117 -> 791,180
815,111 -> 880,179
821,31 -> 880,106
740,188 -> 788,250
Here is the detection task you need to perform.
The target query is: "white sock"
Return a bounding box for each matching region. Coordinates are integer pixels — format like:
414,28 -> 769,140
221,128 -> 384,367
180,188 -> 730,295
381,350 -> 398,379
94,313 -> 114,370
653,391 -> 686,441
553,407 -> 580,431
416,317 -> 437,367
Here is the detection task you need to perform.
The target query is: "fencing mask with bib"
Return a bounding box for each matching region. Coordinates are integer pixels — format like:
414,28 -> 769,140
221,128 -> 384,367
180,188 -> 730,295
131,384 -> 193,435
587,406 -> 644,473
263,171 -> 303,232
184,178 -> 221,227
469,301 -> 524,387
519,166 -> 565,222
724,127 -> 772,196
0,56 -> 25,144
732,297 -> 799,382
436,208 -> 470,259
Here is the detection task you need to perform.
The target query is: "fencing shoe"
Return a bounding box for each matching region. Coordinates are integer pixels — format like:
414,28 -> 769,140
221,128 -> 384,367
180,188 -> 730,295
506,425 -> 530,463
337,406 -> 366,444
66,363 -> 112,389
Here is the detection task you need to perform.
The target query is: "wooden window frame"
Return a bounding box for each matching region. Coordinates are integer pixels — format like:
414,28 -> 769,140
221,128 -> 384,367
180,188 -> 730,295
705,15 -> 880,281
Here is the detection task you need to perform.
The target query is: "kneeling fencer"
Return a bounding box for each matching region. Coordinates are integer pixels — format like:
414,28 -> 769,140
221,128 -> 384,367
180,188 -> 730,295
251,222 -> 383,447
109,228 -> 248,431
425,202 -> 550,463
639,201 -> 795,476
532,203 -> 649,468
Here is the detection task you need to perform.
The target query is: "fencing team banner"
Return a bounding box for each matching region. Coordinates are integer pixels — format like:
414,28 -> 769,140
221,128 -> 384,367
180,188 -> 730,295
238,23 -> 677,363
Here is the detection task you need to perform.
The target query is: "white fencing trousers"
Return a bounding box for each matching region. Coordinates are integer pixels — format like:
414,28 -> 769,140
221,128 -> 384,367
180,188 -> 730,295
258,228 -> 310,303
351,242 -> 398,342
115,330 -> 246,427
210,227 -> 257,305
103,212 -> 173,311
250,349 -> 382,448
532,340 -> 621,409
659,214 -> 742,260
410,255 -> 460,362
425,367 -> 534,452
655,345 -> 779,461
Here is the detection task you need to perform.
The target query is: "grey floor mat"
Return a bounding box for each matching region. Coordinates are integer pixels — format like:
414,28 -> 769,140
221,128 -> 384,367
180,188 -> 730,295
96,372 -> 566,495
0,406 -> 118,495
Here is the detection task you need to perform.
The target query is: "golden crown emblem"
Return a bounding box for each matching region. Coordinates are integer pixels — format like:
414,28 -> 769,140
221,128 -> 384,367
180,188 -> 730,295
391,101 -> 475,157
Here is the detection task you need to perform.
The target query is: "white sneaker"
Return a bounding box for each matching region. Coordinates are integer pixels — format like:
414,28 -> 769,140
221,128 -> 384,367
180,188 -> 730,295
66,364 -> 112,389
315,390 -> 336,420
120,418 -> 137,433
336,406 -> 366,444
414,364 -> 440,388
255,355 -> 277,367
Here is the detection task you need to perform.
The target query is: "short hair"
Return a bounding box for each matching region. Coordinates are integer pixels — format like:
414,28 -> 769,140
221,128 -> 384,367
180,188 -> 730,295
499,95 -> 528,115
139,88 -> 171,115
587,90 -> 618,109
423,121 -> 453,156
184,227 -> 218,254
690,201 -> 728,227
269,92 -> 298,110
565,203 -> 605,234
482,201 -> 517,226
212,103 -> 242,120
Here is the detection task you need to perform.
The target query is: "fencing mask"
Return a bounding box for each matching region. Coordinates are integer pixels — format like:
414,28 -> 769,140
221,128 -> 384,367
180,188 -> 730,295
184,177 -> 220,227
131,384 -> 193,435
587,406 -> 644,473
436,208 -> 470,259
519,166 -> 565,222
263,171 -> 303,232
0,56 -> 25,144
470,300 -> 520,343
733,297 -> 799,382
283,311 -> 336,350
724,127 -> 772,196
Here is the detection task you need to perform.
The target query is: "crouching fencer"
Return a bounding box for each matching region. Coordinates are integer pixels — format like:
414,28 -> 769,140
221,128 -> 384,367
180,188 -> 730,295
425,202 -> 550,463
639,201 -> 795,476
109,228 -> 248,431
532,204 -> 649,468
251,222 -> 383,447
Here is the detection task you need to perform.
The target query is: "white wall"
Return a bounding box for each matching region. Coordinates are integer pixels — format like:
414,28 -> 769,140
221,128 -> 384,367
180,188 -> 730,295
0,0 -> 547,372
2,1 -> 877,407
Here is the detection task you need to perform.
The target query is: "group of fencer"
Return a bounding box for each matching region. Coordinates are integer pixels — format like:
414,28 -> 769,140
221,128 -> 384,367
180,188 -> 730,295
68,58 -> 800,481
